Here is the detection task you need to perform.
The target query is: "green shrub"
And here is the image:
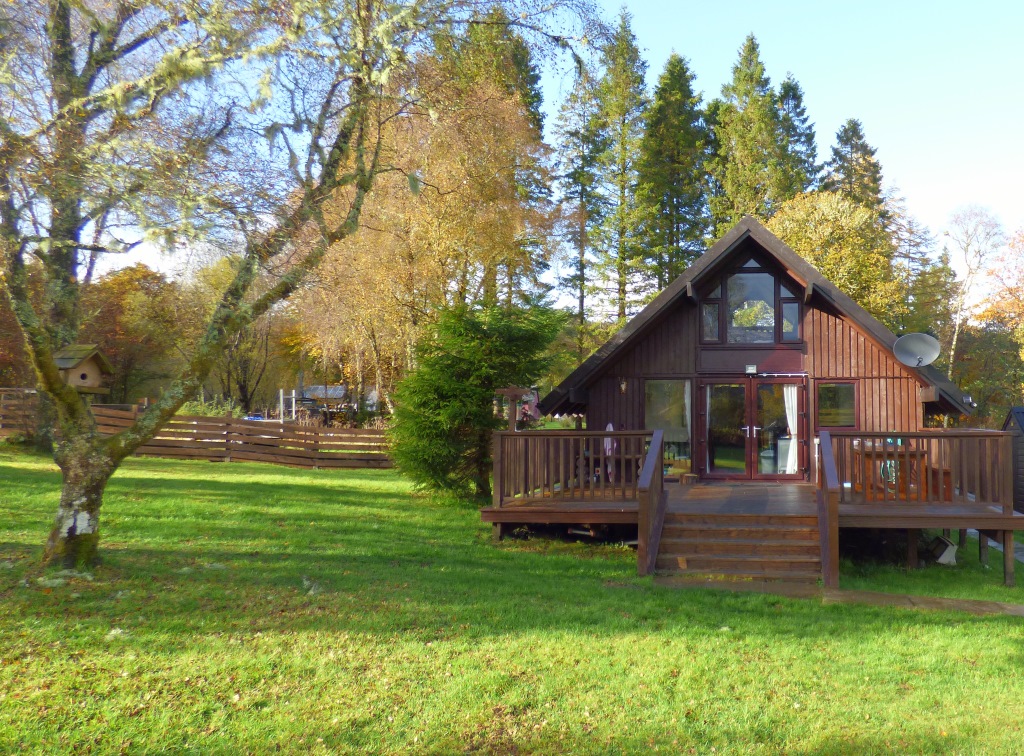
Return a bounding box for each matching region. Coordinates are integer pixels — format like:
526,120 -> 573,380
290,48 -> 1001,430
389,304 -> 562,499
176,396 -> 246,418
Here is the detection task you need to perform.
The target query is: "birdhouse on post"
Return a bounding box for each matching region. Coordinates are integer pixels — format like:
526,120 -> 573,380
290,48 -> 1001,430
53,344 -> 113,397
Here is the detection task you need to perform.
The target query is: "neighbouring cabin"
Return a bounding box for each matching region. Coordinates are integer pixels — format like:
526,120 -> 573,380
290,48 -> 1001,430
53,344 -> 113,396
484,218 -> 1022,587
1003,408 -> 1024,514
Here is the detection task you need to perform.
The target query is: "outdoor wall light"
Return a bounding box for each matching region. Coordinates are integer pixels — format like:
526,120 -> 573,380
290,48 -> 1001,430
745,364 -> 757,375
619,378 -> 628,394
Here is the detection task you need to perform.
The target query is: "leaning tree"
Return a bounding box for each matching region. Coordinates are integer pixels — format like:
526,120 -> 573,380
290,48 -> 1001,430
0,0 -> 594,568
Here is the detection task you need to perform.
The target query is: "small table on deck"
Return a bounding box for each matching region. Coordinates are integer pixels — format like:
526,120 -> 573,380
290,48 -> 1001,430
852,440 -> 928,501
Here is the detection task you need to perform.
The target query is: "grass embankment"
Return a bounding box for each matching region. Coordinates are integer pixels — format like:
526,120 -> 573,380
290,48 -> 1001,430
2,448 -> 1024,754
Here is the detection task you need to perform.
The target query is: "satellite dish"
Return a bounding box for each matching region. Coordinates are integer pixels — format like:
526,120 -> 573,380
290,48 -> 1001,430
893,333 -> 941,368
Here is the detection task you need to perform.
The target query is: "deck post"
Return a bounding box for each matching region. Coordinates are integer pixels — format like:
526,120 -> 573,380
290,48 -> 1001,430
493,523 -> 506,542
907,529 -> 919,570
1004,530 -> 1015,587
492,433 -> 503,509
1001,434 -> 1014,515
979,533 -> 989,566
817,432 -> 841,589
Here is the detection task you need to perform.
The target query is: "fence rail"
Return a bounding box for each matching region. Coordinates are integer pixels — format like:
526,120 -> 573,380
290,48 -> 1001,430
93,406 -> 390,469
0,389 -> 37,438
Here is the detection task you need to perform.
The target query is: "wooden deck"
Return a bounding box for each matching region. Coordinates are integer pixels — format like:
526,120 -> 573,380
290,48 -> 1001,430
486,428 -> 1021,586
481,478 -> 1023,585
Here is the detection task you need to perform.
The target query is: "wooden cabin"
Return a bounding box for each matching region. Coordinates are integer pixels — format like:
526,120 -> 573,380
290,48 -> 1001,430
540,217 -> 970,481
484,218 -> 1022,587
53,344 -> 113,396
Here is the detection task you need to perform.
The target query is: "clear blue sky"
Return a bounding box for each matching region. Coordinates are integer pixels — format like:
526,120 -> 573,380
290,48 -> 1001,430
543,0 -> 1024,240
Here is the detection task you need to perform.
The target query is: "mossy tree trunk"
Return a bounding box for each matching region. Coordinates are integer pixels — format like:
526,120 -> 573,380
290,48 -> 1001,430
45,441 -> 116,569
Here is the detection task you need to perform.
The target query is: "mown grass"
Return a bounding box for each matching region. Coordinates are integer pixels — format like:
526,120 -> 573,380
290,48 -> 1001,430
2,446 -> 1024,754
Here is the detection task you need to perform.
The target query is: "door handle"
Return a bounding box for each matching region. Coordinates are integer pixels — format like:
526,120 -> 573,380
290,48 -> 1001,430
740,425 -> 750,437
752,426 -> 762,438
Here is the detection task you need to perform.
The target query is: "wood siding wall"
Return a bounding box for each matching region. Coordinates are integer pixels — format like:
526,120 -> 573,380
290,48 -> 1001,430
587,306 -> 697,431
583,295 -> 927,443
806,307 -> 923,432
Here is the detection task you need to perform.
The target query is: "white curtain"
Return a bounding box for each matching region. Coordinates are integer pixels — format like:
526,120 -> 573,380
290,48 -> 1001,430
783,384 -> 800,474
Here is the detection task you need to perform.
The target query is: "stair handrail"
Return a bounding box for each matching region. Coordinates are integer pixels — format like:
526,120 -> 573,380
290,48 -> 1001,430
637,429 -> 666,576
817,430 -> 841,588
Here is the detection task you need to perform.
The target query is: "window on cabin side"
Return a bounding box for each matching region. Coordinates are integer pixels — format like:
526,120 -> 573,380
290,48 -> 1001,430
817,383 -> 856,427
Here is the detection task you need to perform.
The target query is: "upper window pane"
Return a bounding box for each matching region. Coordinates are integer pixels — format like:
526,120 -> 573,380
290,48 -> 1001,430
727,273 -> 775,343
702,302 -> 720,341
705,283 -> 721,299
780,281 -> 797,299
782,301 -> 800,341
741,259 -> 760,268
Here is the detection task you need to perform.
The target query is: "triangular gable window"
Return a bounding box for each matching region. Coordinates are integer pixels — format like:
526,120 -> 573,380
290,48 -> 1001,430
701,265 -> 802,345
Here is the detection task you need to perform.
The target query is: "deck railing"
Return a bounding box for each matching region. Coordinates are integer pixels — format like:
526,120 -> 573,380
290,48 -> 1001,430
817,428 -> 1016,589
491,428 -> 666,576
491,430 -> 655,508
821,430 -> 1014,511
637,430 -> 667,576
817,431 -> 841,588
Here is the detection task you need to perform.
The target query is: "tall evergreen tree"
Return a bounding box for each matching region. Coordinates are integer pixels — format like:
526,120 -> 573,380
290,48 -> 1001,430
822,118 -> 885,216
777,73 -> 819,195
638,53 -> 710,288
438,5 -> 545,132
435,6 -> 550,305
708,34 -> 790,232
593,9 -> 649,320
553,69 -> 606,357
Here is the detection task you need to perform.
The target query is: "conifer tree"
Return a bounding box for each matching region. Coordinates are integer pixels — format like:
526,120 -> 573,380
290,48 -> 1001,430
447,6 -> 546,133
822,118 -> 885,216
708,35 -> 790,232
638,53 -> 710,288
554,69 -> 606,357
593,9 -> 649,320
436,6 -> 550,305
777,74 -> 819,195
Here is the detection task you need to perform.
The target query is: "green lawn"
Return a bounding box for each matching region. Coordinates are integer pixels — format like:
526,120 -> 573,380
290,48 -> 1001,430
2,447 -> 1024,754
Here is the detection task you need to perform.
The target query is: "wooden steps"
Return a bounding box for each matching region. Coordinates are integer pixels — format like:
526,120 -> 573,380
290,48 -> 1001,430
656,512 -> 822,583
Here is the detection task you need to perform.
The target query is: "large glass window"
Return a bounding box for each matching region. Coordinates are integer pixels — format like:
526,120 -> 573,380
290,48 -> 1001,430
645,380 -> 691,474
817,383 -> 856,427
700,264 -> 801,345
727,272 -> 775,343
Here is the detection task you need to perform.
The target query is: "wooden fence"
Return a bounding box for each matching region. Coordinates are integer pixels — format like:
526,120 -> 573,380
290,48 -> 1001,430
0,389 -> 37,439
91,407 -> 391,469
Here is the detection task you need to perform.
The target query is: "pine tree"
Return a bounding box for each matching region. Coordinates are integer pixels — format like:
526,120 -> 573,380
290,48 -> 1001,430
553,69 -> 606,357
389,304 -> 561,498
593,9 -> 649,320
777,73 -> 819,195
435,7 -> 550,305
638,53 -> 710,288
708,34 -> 790,232
822,118 -> 885,216
439,6 -> 545,133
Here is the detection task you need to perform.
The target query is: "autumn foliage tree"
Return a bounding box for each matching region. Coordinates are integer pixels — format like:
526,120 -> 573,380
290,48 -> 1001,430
0,0 -> 589,568
290,44 -> 556,410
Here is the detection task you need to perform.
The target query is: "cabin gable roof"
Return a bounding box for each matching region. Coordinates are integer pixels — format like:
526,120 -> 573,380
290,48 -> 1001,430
541,216 -> 970,416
